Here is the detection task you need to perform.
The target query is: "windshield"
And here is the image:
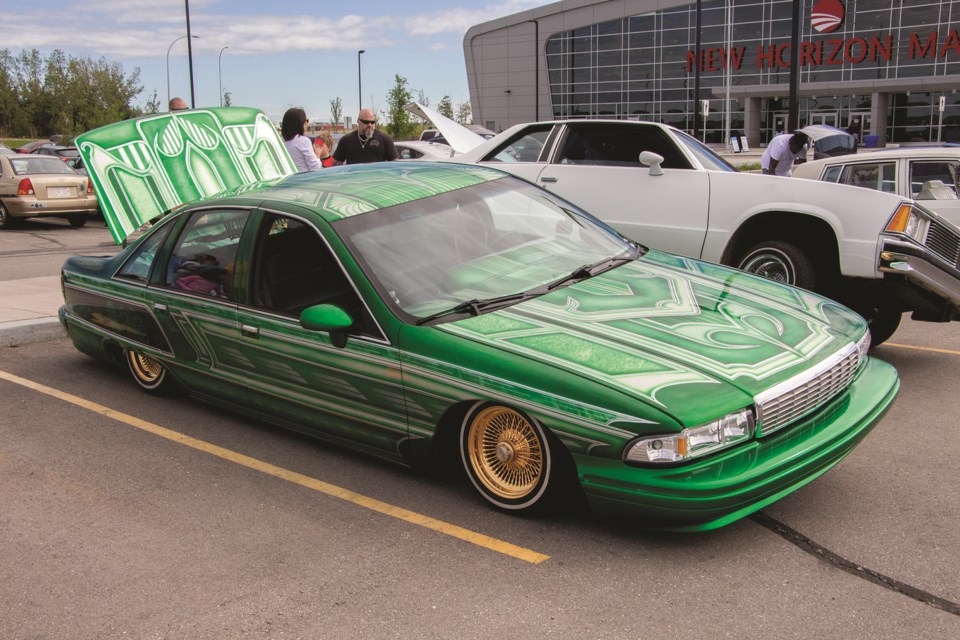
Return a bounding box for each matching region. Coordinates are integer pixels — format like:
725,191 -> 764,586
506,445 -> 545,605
674,130 -> 737,172
10,156 -> 78,175
334,177 -> 638,322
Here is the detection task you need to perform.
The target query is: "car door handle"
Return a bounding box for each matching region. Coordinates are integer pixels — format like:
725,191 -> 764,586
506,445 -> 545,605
541,176 -> 558,183
241,324 -> 260,338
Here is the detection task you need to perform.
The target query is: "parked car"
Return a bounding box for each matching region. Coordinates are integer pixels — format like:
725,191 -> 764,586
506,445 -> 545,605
395,140 -> 456,160
0,154 -> 98,228
409,103 -> 960,345
793,146 -> 960,222
33,145 -> 82,163
17,140 -> 56,154
0,143 -> 15,156
62,106 -> 899,530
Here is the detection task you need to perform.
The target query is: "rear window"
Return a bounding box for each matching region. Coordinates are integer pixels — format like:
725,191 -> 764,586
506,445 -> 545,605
10,157 -> 76,175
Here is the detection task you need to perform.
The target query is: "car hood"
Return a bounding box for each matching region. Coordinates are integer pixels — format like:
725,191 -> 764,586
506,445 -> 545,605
75,107 -> 296,244
404,102 -> 487,154
440,250 -> 865,427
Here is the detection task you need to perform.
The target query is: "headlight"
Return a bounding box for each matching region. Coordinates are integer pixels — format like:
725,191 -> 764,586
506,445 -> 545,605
856,330 -> 871,364
623,408 -> 755,465
884,203 -> 929,242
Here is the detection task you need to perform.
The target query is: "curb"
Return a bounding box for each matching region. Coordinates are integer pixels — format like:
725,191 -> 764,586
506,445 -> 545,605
0,318 -> 66,348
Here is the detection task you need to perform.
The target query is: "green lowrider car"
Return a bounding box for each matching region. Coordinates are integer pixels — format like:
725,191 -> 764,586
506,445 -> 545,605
58,108 -> 899,530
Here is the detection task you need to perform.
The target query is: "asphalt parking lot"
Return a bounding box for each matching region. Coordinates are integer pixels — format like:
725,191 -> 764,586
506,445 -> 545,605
1,317 -> 959,638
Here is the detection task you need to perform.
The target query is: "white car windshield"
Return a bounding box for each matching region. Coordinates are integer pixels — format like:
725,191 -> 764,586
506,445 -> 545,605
334,176 -> 640,322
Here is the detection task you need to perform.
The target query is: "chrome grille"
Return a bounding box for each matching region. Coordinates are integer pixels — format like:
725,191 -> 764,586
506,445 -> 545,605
754,342 -> 862,437
924,219 -> 960,269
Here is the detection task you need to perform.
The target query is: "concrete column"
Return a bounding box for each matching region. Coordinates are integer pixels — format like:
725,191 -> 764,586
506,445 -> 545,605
744,97 -> 762,149
871,92 -> 889,146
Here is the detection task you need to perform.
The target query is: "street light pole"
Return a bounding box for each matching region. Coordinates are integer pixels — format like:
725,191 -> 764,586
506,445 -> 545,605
358,49 -> 365,111
185,0 -> 196,108
218,46 -> 230,107
166,34 -> 199,107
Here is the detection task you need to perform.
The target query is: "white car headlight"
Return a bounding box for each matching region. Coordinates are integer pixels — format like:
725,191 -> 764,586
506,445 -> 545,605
624,408 -> 755,464
856,330 -> 871,364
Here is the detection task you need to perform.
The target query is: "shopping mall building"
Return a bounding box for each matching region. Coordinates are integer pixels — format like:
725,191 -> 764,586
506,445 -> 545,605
464,0 -> 960,147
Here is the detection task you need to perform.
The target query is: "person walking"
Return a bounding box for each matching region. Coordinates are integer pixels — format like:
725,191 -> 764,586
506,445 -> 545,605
760,131 -> 809,177
281,107 -> 322,172
332,108 -> 398,165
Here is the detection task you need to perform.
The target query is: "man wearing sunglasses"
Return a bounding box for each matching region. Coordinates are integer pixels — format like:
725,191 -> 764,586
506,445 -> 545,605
332,108 -> 399,165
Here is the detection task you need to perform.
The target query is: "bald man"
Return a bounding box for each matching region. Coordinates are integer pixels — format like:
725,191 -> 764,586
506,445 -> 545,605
169,97 -> 188,111
332,108 -> 398,165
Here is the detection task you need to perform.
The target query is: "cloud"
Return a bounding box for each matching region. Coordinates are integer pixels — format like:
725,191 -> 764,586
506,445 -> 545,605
0,0 -> 550,58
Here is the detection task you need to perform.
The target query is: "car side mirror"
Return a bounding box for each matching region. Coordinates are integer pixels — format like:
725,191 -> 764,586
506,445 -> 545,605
639,151 -> 664,176
300,304 -> 353,347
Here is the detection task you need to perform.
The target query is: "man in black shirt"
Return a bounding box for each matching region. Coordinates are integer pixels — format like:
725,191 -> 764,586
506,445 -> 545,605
333,108 -> 399,165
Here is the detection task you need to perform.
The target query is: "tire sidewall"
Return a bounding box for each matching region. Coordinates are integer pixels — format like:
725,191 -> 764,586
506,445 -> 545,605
126,349 -> 168,393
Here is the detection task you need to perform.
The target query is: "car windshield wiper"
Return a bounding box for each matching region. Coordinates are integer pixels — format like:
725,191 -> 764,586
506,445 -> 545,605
546,249 -> 639,292
415,291 -> 536,326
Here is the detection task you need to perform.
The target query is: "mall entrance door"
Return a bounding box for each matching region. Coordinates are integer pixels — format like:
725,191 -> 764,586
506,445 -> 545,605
809,111 -> 839,127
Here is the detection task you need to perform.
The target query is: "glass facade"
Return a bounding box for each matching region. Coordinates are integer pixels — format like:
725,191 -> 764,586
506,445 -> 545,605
545,0 -> 960,143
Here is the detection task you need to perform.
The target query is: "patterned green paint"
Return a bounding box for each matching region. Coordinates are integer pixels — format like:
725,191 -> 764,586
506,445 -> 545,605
441,251 -> 862,426
76,104 -> 507,245
77,107 -> 296,244
259,164 -> 507,221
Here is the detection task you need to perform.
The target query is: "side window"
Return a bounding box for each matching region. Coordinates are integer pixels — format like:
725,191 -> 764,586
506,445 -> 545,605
163,209 -> 250,301
821,165 -> 843,183
910,160 -> 960,198
839,163 -> 896,193
399,147 -> 423,159
250,215 -> 376,336
558,125 -> 692,169
483,126 -> 552,163
116,222 -> 173,283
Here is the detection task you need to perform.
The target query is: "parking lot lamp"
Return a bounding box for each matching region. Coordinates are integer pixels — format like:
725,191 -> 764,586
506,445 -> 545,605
218,46 -> 230,107
358,50 -> 365,111
166,35 -> 199,107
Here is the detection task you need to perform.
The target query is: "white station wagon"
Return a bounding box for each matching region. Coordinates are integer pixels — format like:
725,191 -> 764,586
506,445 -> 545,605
409,103 -> 960,345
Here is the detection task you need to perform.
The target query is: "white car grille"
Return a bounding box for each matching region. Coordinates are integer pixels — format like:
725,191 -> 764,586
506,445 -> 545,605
754,342 -> 862,437
925,219 -> 960,269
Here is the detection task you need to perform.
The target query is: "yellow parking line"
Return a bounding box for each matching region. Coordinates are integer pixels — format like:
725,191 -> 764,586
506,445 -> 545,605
0,369 -> 550,565
883,342 -> 960,356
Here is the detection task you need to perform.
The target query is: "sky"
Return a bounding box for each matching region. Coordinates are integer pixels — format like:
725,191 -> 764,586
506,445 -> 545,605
3,0 -> 553,123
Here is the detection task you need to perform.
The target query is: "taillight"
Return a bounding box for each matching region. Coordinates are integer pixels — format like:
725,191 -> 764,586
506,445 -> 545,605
86,180 -> 94,194
17,179 -> 35,196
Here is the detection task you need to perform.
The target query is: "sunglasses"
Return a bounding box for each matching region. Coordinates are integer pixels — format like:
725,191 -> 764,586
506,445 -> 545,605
359,119 -> 376,125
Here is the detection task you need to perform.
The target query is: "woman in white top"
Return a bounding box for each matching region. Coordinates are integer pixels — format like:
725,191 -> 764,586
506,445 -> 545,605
281,107 -> 322,172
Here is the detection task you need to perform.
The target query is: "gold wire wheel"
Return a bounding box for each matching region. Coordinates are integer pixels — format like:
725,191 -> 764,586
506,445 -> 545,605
127,350 -> 165,387
466,405 -> 544,501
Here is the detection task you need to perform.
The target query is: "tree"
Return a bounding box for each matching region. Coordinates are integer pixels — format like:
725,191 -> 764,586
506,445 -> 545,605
144,89 -> 161,114
222,90 -> 232,107
383,74 -> 415,140
455,100 -> 472,125
0,48 -> 142,138
437,95 -> 453,119
329,97 -> 342,127
416,89 -> 430,108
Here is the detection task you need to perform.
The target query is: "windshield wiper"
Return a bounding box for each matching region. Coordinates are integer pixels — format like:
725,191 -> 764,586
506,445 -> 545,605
546,250 -> 638,291
415,292 -> 535,326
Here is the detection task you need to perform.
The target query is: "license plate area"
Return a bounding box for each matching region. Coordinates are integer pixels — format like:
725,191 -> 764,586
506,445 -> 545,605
48,186 -> 72,198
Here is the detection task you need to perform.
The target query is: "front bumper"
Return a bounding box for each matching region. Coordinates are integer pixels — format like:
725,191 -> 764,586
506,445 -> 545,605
879,236 -> 960,314
575,357 -> 899,531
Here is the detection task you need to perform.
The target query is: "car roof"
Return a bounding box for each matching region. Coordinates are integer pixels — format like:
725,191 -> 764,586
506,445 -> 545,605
211,162 -> 508,223
800,147 -> 960,169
